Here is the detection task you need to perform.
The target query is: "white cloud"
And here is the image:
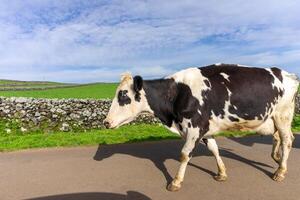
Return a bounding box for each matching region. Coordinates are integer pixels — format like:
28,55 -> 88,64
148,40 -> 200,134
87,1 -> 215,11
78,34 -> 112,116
0,0 -> 299,82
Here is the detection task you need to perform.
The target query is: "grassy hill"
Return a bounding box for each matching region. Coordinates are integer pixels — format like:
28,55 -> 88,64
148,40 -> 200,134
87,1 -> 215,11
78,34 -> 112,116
0,79 -> 72,86
0,80 -> 118,99
0,79 -> 77,91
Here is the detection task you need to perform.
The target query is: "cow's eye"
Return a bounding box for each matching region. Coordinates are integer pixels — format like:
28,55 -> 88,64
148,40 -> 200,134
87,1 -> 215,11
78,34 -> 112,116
118,90 -> 131,106
118,90 -> 128,99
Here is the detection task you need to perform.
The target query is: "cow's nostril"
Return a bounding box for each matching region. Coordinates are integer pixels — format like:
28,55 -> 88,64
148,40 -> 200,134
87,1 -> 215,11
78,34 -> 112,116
103,120 -> 110,129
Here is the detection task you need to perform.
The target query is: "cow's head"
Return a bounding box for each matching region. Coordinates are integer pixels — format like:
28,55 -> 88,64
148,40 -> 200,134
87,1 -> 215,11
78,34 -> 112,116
103,73 -> 151,129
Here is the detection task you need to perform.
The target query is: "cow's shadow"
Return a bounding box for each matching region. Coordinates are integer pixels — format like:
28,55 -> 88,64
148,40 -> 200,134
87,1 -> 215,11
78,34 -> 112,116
93,138 -> 274,185
25,191 -> 151,200
229,134 -> 300,149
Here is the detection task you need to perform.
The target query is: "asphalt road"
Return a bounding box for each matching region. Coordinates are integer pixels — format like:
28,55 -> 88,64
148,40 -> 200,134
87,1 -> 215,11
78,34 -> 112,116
0,135 -> 300,200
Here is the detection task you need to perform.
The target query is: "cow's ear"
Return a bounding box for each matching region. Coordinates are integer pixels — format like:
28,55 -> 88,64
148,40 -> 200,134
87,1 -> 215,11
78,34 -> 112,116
133,76 -> 143,92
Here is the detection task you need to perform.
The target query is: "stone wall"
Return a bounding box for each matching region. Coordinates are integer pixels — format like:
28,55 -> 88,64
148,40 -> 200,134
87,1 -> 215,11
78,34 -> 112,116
0,97 -> 159,132
295,95 -> 300,114
0,95 -> 299,132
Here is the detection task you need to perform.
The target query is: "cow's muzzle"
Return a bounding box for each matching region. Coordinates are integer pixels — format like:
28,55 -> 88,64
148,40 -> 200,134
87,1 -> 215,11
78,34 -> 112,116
103,119 -> 111,129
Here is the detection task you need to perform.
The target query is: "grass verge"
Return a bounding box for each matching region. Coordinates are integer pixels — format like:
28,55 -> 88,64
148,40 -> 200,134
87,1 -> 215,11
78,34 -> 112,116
1,115 -> 300,152
0,124 -> 179,151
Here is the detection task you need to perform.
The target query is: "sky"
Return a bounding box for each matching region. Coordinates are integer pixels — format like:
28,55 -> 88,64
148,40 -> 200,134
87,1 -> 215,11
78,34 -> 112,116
0,0 -> 300,83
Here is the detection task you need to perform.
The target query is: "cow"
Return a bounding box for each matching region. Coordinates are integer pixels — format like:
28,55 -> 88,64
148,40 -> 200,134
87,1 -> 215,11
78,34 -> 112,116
104,63 -> 299,191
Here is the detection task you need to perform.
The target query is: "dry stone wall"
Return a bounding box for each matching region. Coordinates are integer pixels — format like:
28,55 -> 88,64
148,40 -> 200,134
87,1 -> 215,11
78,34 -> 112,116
0,97 -> 159,132
295,95 -> 300,114
0,95 -> 299,132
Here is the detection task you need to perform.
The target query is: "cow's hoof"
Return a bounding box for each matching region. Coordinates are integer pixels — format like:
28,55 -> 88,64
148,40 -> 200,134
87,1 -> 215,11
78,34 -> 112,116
214,174 -> 227,182
272,168 -> 287,182
167,182 -> 181,192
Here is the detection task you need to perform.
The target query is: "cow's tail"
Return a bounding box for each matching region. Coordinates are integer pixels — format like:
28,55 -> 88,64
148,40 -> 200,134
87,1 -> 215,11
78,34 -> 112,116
286,73 -> 299,102
280,71 -> 299,105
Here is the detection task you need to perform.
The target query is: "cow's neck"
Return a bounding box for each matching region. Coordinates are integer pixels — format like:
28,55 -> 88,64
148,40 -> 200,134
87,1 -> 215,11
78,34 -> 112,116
143,78 -> 177,127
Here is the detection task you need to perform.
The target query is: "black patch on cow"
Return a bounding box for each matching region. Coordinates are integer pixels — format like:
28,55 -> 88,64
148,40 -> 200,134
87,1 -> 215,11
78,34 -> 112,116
178,124 -> 183,131
204,79 -> 210,87
133,76 -> 143,91
143,78 -> 178,127
188,122 -> 191,128
117,90 -> 131,106
200,64 -> 283,121
278,89 -> 284,97
173,83 -> 210,135
173,83 -> 212,137
271,67 -> 283,82
202,138 -> 208,146
133,76 -> 143,102
189,137 -> 200,157
228,116 -> 239,122
134,93 -> 141,102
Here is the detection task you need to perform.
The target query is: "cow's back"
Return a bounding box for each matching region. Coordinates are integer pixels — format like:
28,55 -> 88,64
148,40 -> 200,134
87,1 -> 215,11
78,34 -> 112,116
169,64 -> 298,132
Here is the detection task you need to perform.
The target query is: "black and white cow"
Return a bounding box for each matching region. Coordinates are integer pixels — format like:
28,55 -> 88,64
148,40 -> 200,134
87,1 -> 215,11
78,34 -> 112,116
104,63 -> 299,191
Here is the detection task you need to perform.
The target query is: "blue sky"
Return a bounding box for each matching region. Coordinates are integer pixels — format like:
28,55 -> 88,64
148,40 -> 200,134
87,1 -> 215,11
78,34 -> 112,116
0,0 -> 300,83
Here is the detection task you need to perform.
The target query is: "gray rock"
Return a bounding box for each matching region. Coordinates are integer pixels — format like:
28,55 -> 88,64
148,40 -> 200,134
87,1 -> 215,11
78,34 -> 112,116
5,128 -> 12,134
35,112 -> 41,117
15,97 -> 28,103
82,110 -> 91,117
60,123 -> 70,132
16,103 -> 23,111
21,127 -> 27,132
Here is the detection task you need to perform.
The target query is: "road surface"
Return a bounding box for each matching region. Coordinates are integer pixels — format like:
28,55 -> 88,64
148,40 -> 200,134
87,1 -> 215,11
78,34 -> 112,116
0,135 -> 300,200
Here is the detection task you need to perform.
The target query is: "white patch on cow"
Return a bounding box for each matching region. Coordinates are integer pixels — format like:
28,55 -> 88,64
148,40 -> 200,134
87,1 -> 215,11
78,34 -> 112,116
260,114 -> 264,119
265,68 -> 283,91
226,87 -> 232,96
197,110 -> 202,115
220,72 -> 230,82
168,68 -> 211,105
181,118 -> 200,141
254,118 -> 275,135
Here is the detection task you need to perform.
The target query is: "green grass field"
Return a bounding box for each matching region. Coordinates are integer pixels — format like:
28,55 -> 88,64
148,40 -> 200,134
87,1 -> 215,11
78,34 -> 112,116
0,83 -> 117,99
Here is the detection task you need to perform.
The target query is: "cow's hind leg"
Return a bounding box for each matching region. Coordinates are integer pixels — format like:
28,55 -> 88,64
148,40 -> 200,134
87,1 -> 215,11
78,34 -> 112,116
204,138 -> 227,181
167,131 -> 199,192
271,131 -> 281,164
272,108 -> 294,182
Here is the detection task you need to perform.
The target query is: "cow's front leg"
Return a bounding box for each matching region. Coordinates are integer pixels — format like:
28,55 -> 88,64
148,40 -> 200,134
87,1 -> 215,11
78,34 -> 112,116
204,137 -> 227,181
167,131 -> 198,192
